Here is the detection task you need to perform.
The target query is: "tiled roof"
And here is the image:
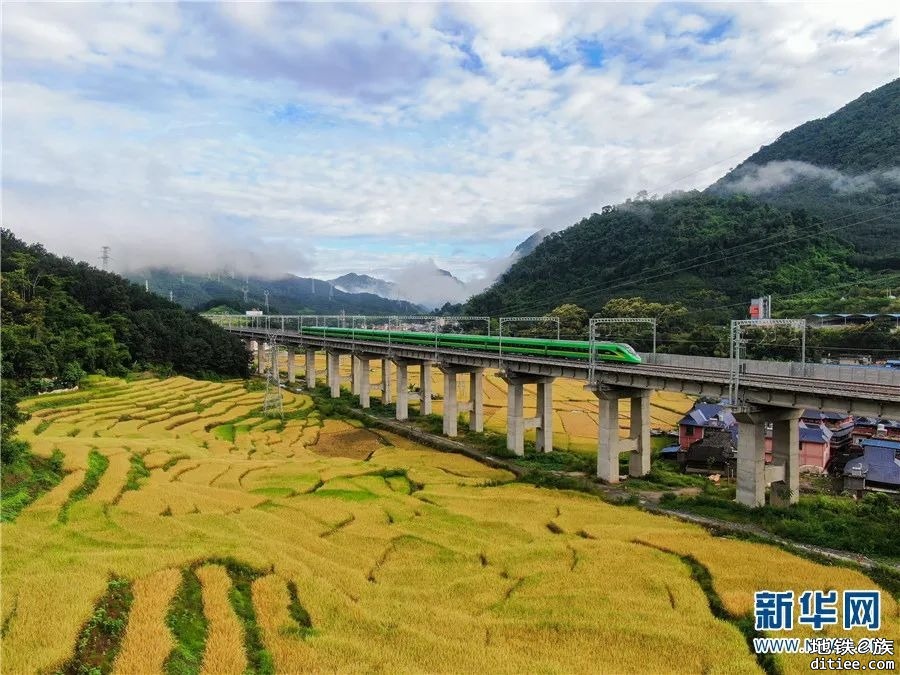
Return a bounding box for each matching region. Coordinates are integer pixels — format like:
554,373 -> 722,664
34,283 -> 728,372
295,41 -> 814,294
863,438 -> 900,451
678,403 -> 735,428
799,422 -> 832,444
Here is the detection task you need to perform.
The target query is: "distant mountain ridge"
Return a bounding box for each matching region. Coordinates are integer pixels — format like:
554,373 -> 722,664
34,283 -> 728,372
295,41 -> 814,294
129,269 -> 424,315
330,273 -> 396,298
437,268 -> 465,286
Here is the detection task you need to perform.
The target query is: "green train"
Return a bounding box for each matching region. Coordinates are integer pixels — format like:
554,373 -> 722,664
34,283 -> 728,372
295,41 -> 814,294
296,326 -> 642,364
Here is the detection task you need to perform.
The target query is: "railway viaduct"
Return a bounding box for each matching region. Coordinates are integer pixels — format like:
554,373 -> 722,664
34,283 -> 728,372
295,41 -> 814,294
208,316 -> 900,509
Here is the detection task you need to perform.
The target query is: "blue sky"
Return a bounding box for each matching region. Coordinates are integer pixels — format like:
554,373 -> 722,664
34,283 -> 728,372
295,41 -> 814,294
2,2 -> 897,305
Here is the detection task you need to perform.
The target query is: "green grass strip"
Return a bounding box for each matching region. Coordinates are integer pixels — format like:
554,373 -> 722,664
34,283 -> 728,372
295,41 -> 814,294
164,569 -> 208,675
123,453 -> 150,492
161,454 -> 190,471
60,576 -> 134,675
635,541 -> 781,675
58,449 -> 108,523
1,449 -> 65,522
283,581 -> 315,638
207,557 -> 274,675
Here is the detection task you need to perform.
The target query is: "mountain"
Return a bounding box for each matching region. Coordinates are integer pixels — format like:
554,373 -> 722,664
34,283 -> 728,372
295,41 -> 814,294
465,194 -> 875,318
330,273 -> 396,298
709,78 -> 900,263
512,228 -> 551,259
465,79 -> 900,319
719,79 -> 899,173
437,268 -> 465,286
128,269 -> 424,315
0,229 -> 250,389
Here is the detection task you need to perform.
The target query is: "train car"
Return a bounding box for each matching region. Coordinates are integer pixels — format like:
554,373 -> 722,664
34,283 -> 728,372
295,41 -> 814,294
297,326 -> 641,364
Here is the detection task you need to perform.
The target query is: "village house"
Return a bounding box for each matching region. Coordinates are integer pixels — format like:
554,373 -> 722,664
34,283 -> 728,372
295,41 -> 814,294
677,403 -> 889,472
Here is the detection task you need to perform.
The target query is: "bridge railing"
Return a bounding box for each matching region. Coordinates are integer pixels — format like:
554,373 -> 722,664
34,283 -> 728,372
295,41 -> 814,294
205,314 -> 899,388
641,352 -> 900,387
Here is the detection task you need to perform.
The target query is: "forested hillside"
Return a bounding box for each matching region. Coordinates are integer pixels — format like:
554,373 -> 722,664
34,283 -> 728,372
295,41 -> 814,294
465,193 -> 895,319
710,78 -> 899,261
724,79 -> 899,172
466,79 -> 899,318
1,229 -> 255,517
1,229 -> 250,391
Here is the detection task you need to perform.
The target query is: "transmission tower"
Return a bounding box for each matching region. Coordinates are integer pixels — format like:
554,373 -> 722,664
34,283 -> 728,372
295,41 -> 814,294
242,285 -> 249,302
168,290 -> 174,302
264,290 -> 270,314
263,336 -> 283,419
100,246 -> 111,270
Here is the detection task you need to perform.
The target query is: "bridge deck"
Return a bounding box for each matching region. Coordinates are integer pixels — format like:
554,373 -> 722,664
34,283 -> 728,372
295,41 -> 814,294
223,326 -> 900,417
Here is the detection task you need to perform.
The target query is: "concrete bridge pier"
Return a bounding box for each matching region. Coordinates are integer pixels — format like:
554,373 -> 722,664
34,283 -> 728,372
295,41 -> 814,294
391,359 -> 433,421
592,387 -> 651,484
355,355 -> 373,408
305,348 -> 316,388
419,362 -> 432,415
771,411 -> 802,507
257,341 -> 265,375
326,351 -> 341,398
469,369 -> 484,433
351,355 -> 362,396
735,407 -> 801,508
438,365 -> 485,437
502,372 -> 555,456
286,347 -> 296,383
381,359 -> 392,405
535,378 -> 553,452
393,359 -> 411,420
244,340 -> 256,372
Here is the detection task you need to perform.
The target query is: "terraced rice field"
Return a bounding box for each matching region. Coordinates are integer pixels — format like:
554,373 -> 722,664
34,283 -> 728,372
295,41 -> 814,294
281,351 -> 693,452
3,376 -> 896,673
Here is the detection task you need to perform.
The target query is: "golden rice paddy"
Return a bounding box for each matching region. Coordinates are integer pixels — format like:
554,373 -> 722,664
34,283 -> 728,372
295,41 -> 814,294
284,351 -> 693,451
2,372 -> 896,674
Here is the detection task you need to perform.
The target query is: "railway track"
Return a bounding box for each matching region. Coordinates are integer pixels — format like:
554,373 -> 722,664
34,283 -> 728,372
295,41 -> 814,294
225,328 -> 900,404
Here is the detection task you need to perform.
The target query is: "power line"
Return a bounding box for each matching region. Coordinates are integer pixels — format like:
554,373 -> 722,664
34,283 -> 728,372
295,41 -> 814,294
624,146 -> 760,199
503,205 -> 895,313
683,273 -> 900,316
531,273 -> 900,324
497,206 -> 897,316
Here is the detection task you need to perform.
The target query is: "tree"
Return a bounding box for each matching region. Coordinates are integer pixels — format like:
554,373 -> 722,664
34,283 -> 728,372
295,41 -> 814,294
57,361 -> 86,389
598,297 -> 687,331
1,380 -> 29,466
548,303 -> 588,338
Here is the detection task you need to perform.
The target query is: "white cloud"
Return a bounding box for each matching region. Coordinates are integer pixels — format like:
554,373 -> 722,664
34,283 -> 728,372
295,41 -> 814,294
2,3 -> 178,66
720,160 -> 900,194
2,2 -> 898,304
